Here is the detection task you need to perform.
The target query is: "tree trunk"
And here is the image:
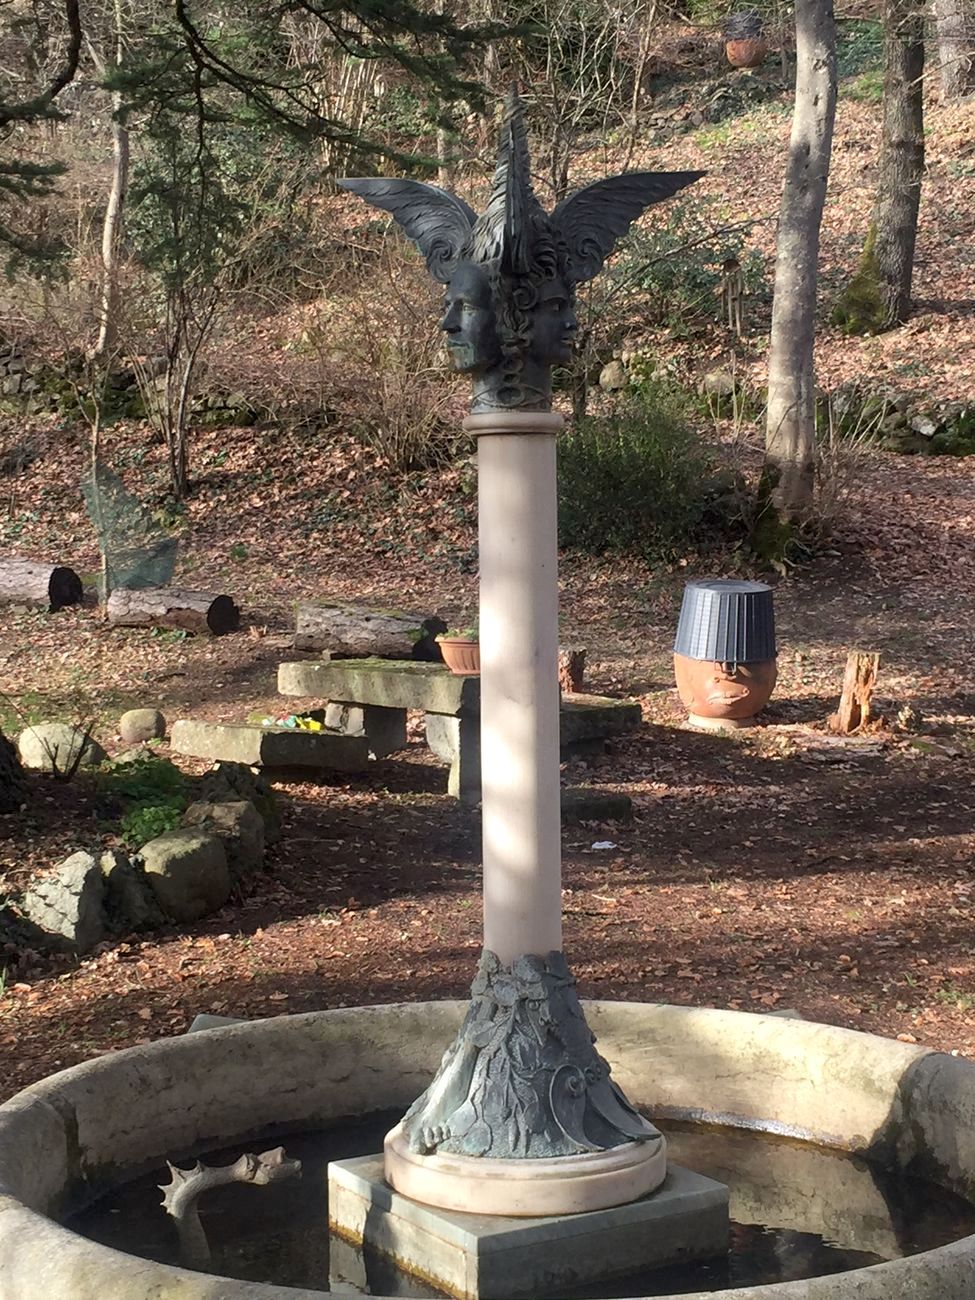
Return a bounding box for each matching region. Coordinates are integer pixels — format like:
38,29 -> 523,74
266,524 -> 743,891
0,727 -> 25,813
934,0 -> 975,99
762,0 -> 837,523
107,586 -> 240,635
94,96 -> 129,359
0,557 -> 83,610
294,601 -> 446,659
872,0 -> 925,326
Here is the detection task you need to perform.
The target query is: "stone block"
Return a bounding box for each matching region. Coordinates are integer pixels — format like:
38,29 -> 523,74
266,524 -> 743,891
559,694 -> 642,745
328,1155 -> 729,1300
561,786 -> 633,823
20,851 -> 105,953
182,799 -> 265,881
324,703 -> 408,758
279,658 -> 479,716
425,712 -> 481,804
170,720 -> 370,771
140,829 -> 230,922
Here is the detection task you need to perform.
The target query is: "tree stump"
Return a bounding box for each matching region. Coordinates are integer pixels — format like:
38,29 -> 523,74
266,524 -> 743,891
294,601 -> 446,660
107,587 -> 240,635
558,646 -> 587,694
829,651 -> 880,734
0,557 -> 83,610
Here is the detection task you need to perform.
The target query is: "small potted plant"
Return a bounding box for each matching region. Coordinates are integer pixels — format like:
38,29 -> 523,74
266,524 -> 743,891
436,625 -> 480,676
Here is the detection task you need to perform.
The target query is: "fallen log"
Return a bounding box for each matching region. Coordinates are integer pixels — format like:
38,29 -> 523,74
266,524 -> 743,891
828,650 -> 880,734
0,557 -> 83,611
294,600 -> 446,660
107,586 -> 240,636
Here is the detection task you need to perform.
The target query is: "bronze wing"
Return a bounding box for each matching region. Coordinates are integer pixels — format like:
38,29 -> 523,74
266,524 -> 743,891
550,171 -> 706,285
338,178 -> 477,284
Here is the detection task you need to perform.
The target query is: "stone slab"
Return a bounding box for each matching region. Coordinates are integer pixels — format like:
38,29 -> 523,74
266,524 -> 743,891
170,719 -> 371,771
278,659 -> 480,715
328,1154 -> 729,1300
324,703 -> 408,757
561,786 -> 633,823
559,693 -> 642,744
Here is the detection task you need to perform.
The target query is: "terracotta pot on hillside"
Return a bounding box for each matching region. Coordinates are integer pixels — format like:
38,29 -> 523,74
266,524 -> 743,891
437,633 -> 480,676
673,579 -> 777,729
723,10 -> 767,68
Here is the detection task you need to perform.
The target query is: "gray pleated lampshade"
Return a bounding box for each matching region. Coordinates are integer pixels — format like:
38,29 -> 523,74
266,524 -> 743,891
674,579 -> 776,663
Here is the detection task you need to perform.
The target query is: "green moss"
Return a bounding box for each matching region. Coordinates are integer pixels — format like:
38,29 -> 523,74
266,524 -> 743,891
749,464 -> 796,564
832,225 -> 887,335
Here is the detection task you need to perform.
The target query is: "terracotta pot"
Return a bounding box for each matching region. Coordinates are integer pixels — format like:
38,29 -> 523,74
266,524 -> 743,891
437,636 -> 480,676
725,36 -> 768,68
674,653 -> 776,728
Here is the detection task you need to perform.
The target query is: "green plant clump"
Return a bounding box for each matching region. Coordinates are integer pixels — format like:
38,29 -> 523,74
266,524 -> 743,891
557,397 -> 722,561
99,753 -> 189,849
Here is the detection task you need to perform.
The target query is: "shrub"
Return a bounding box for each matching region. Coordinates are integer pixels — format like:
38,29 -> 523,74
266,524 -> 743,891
557,398 -> 724,561
99,754 -> 189,849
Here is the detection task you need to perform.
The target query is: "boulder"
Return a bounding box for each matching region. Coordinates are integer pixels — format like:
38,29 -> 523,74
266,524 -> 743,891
598,359 -> 626,392
119,708 -> 166,744
181,800 -> 265,881
18,723 -> 106,774
199,762 -> 281,844
20,851 -> 106,953
100,850 -> 165,932
141,830 -> 230,922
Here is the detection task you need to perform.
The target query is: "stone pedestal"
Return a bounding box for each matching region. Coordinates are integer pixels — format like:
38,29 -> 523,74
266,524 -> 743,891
329,1153 -> 729,1300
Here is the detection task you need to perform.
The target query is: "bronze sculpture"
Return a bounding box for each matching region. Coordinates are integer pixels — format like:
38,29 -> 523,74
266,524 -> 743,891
341,89 -> 703,413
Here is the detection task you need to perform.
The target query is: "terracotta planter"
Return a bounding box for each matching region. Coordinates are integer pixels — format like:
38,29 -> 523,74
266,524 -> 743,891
674,653 -> 777,728
673,579 -> 776,728
725,36 -> 768,68
437,636 -> 480,676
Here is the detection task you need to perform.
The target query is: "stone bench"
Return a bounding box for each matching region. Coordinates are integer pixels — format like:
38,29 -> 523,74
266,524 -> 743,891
170,720 -> 371,772
277,659 -> 642,804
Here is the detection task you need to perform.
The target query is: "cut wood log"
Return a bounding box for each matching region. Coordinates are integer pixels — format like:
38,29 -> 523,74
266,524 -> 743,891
0,557 -> 83,611
107,587 -> 239,636
828,650 -> 880,734
294,601 -> 446,660
558,646 -> 587,694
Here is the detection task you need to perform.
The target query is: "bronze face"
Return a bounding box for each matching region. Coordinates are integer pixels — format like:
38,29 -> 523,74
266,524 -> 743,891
441,262 -> 503,375
673,654 -> 777,721
530,276 -> 578,368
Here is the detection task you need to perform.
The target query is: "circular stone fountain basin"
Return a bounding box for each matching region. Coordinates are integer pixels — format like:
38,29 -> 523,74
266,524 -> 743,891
1,1002 -> 975,1299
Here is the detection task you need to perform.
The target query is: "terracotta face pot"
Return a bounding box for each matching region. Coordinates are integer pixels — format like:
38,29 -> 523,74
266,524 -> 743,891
674,653 -> 776,727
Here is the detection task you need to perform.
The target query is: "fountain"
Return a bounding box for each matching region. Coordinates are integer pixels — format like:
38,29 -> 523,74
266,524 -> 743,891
2,90 -> 975,1300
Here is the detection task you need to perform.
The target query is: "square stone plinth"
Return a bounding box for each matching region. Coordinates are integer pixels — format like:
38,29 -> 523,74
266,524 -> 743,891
328,1155 -> 729,1300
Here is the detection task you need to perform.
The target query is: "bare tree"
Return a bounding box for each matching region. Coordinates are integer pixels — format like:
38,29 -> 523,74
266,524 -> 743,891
933,0 -> 975,99
86,0 -> 130,359
834,0 -> 924,335
761,0 -> 837,527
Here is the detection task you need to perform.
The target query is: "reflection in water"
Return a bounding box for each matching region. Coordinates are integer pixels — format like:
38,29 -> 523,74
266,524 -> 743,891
70,1112 -> 975,1297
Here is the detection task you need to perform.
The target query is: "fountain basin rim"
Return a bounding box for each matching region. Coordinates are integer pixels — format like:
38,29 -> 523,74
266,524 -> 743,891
0,1000 -> 974,1299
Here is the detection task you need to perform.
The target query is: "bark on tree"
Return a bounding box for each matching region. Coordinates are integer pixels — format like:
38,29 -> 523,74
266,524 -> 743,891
872,0 -> 925,326
92,0 -> 129,359
294,601 -> 447,659
0,727 -> 25,814
762,0 -> 838,523
934,0 -> 975,99
107,587 -> 239,635
0,558 -> 83,610
829,650 -> 880,734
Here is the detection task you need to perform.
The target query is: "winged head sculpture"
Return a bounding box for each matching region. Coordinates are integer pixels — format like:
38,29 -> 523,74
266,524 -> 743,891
340,90 -> 703,414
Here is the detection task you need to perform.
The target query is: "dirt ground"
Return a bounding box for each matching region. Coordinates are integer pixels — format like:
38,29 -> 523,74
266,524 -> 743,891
1,421 -> 973,1102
